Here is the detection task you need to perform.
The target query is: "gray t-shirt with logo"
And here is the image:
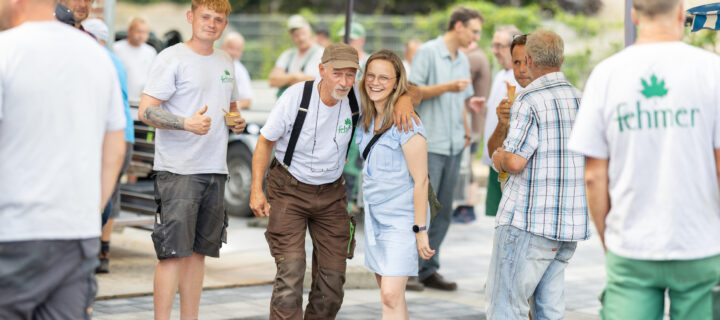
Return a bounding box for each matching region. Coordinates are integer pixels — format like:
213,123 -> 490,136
143,43 -> 239,175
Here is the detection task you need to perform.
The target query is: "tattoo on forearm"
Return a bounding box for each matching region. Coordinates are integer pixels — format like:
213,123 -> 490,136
144,107 -> 184,130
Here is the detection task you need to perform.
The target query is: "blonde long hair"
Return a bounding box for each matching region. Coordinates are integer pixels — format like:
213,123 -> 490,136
359,49 -> 409,134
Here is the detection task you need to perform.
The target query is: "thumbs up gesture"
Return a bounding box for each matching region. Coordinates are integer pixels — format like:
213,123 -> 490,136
184,105 -> 212,135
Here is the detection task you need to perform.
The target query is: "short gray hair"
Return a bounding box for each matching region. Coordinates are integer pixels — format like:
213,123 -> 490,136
633,0 -> 681,17
495,25 -> 522,46
526,30 -> 564,68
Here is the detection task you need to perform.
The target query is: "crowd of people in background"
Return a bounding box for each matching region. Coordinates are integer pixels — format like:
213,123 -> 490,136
1,0 -> 719,319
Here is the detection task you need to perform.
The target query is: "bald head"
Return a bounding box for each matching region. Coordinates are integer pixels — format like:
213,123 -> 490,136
127,17 -> 150,47
222,32 -> 245,61
0,0 -> 56,31
526,29 -> 564,70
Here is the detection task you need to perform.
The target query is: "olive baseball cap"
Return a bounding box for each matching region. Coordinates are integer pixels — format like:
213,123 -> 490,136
337,22 -> 366,40
321,43 -> 360,70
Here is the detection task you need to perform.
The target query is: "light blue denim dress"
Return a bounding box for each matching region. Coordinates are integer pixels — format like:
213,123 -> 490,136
357,118 -> 429,276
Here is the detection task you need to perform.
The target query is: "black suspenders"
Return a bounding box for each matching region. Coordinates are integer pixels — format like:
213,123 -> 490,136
282,80 -> 360,168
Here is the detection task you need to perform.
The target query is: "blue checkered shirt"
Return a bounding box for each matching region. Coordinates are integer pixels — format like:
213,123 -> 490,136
498,72 -> 589,241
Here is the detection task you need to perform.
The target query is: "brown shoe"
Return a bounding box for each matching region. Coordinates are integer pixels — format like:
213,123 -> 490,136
421,272 -> 457,291
406,276 -> 425,291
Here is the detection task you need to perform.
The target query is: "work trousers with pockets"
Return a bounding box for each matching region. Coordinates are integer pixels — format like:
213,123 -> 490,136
264,160 -> 354,320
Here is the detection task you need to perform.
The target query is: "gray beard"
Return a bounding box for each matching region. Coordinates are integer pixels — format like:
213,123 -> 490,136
331,89 -> 350,101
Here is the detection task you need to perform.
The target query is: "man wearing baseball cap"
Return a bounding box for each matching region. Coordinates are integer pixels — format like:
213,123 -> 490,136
269,14 -> 324,97
251,43 -> 420,319
338,22 -> 368,67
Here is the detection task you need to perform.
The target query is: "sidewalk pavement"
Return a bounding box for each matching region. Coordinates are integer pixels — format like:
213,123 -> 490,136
93,165 -> 606,319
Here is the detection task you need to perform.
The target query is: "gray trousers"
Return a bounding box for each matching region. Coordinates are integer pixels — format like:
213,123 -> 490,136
0,238 -> 99,320
418,150 -> 463,280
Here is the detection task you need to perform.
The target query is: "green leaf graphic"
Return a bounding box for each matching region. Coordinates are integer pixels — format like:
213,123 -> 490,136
224,70 -> 230,76
640,74 -> 668,98
344,119 -> 351,125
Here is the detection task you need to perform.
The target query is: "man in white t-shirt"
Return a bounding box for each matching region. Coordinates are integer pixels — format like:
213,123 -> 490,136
221,32 -> 252,109
338,22 -> 368,68
481,25 -> 522,218
137,0 -> 246,318
0,0 -> 126,317
568,0 -> 720,318
113,17 -> 157,106
250,43 -> 420,319
268,15 -> 324,98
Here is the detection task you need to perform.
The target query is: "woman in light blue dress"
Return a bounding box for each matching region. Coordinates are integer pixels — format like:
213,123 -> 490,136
357,49 -> 435,319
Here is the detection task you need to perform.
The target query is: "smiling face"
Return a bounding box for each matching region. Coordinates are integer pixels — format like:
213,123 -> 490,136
364,59 -> 397,107
187,6 -> 227,43
511,44 -> 532,87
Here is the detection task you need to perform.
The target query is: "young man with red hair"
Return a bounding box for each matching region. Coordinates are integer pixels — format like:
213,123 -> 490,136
138,0 -> 246,318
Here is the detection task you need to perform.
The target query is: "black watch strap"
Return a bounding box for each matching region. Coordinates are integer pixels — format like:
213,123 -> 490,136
412,225 -> 427,233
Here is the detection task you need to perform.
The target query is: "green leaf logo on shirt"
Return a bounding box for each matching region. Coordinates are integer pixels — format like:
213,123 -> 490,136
640,74 -> 668,99
221,70 -> 234,83
338,118 -> 352,134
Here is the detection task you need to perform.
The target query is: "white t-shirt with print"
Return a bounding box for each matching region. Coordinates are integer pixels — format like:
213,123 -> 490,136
261,79 -> 360,185
568,42 -> 720,260
143,43 -> 239,175
113,39 -> 157,105
274,45 -> 324,78
0,21 -> 126,241
481,68 -> 521,165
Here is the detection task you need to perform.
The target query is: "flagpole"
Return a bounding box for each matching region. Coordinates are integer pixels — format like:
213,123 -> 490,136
344,0 -> 354,44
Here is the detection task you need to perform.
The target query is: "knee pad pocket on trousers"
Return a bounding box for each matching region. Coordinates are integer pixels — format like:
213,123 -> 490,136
272,259 -> 306,309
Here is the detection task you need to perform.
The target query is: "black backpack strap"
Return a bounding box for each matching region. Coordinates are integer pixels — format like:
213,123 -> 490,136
346,87 -> 360,158
282,80 -> 314,167
361,132 -> 384,161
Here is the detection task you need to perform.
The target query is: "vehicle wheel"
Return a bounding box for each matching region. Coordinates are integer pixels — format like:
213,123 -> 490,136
225,142 -> 253,216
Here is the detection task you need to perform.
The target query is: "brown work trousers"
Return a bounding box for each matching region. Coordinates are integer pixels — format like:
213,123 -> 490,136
265,160 -> 355,320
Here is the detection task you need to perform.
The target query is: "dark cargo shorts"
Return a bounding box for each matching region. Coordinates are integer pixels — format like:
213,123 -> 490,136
151,171 -> 228,260
0,239 -> 99,320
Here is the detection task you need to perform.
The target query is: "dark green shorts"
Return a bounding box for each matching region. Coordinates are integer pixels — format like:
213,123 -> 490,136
600,251 -> 720,320
151,171 -> 228,259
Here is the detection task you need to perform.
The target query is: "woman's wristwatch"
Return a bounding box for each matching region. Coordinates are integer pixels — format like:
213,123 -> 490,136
412,225 -> 427,233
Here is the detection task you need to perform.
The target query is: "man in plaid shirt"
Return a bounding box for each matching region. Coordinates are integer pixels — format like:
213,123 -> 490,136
485,29 -> 588,319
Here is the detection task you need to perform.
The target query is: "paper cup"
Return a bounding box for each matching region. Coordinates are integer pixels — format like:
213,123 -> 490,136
225,113 -> 240,126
